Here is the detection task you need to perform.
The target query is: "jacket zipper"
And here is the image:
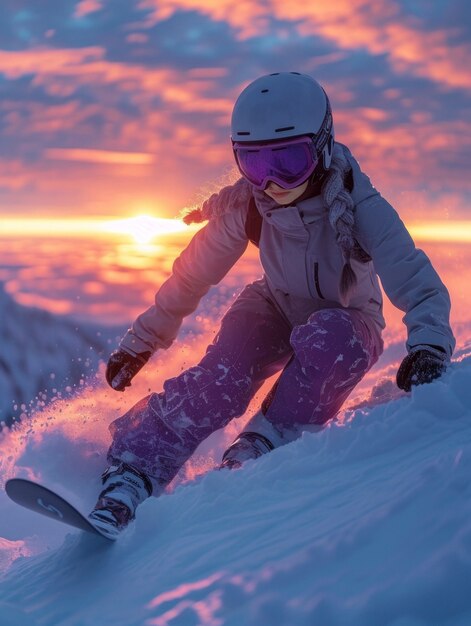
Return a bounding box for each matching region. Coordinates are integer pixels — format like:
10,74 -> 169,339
314,262 -> 325,300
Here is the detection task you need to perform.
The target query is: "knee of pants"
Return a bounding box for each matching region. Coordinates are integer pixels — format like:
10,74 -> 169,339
290,308 -> 372,376
161,358 -> 256,422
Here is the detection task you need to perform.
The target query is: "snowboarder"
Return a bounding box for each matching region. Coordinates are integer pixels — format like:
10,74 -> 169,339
89,72 -> 455,535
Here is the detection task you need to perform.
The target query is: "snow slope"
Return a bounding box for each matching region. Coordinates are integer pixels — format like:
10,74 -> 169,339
0,283 -> 124,428
0,342 -> 470,626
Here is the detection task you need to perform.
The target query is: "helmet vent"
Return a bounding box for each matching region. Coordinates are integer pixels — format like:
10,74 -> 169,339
275,126 -> 295,132
237,131 -> 251,136
261,89 -> 269,93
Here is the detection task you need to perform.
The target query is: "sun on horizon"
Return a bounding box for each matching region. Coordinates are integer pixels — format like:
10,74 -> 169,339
101,214 -> 192,244
0,213 -> 200,244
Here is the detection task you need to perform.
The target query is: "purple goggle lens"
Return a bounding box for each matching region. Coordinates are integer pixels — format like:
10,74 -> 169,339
233,136 -> 318,190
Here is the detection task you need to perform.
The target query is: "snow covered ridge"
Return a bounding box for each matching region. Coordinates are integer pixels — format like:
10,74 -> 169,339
0,346 -> 470,625
0,283 -> 122,428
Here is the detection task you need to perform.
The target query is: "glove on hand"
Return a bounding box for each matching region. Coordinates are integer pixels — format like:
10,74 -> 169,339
106,349 -> 151,391
396,345 -> 447,392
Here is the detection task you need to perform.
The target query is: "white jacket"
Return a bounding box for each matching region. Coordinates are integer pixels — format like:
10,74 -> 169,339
120,146 -> 455,359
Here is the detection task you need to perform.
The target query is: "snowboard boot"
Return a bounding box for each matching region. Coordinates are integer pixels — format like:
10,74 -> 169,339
89,462 -> 153,537
220,431 -> 274,470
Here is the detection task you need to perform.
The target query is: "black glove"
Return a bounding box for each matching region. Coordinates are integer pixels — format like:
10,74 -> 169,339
396,346 -> 447,392
105,349 -> 151,391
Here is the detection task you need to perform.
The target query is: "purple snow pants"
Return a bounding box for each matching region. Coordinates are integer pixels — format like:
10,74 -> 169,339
108,280 -> 382,493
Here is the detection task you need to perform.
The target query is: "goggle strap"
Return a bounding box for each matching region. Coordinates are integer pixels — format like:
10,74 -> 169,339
313,93 -> 333,156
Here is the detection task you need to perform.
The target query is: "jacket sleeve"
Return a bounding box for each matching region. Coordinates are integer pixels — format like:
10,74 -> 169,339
120,207 -> 249,355
347,149 -> 455,358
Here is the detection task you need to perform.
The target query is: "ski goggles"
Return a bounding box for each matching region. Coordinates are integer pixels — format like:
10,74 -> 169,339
232,135 -> 319,190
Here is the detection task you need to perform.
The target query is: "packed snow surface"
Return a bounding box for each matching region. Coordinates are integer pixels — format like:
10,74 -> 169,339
1,236 -> 470,625
0,343 -> 470,626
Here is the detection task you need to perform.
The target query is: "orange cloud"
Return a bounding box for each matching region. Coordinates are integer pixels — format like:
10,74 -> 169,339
45,148 -> 155,165
331,103 -> 471,205
0,159 -> 37,190
0,47 -> 105,79
0,48 -> 231,117
0,149 -> 225,218
0,49 -> 233,180
278,1 -> 471,90
138,0 -> 471,90
0,11 -> 468,219
1,100 -> 104,135
139,0 -> 270,39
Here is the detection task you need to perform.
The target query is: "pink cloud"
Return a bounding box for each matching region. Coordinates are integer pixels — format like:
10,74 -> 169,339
126,33 -> 150,44
74,0 -> 104,18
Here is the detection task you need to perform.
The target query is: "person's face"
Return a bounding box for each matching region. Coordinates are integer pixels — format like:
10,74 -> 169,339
264,180 -> 309,205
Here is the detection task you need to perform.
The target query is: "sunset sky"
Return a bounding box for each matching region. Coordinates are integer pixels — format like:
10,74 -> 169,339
0,0 -> 470,225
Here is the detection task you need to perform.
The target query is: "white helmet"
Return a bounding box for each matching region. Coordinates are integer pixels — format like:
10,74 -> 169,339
231,72 -> 335,173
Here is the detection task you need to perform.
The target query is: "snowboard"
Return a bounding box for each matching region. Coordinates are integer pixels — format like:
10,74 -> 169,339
5,478 -> 116,541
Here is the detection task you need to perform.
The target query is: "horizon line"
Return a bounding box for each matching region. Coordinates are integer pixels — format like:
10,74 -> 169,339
1,217 -> 470,242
